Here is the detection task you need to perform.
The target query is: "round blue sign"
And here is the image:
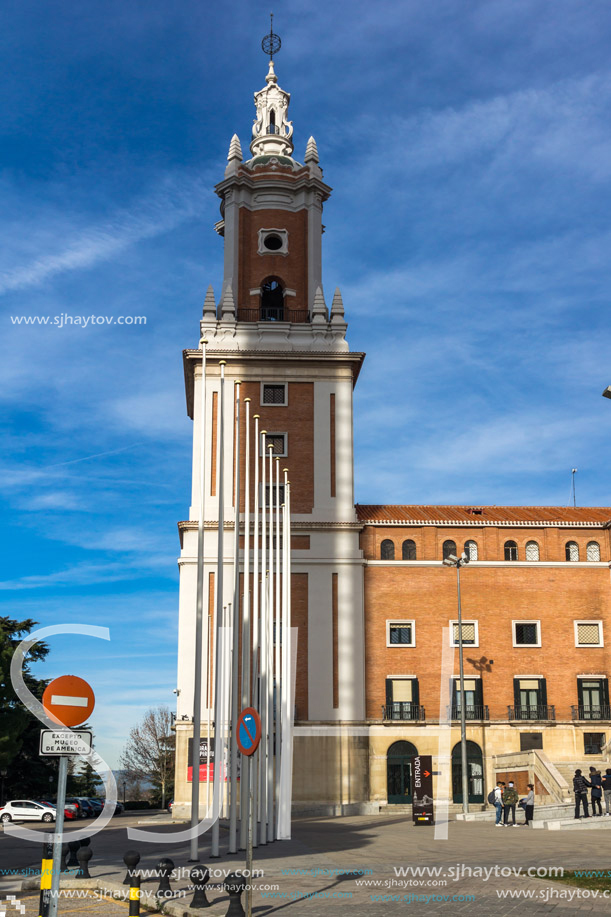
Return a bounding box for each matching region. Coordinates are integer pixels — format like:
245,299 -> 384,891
236,707 -> 261,756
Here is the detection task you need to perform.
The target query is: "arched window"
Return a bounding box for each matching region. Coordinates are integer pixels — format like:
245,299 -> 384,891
525,540 -> 540,561
565,541 -> 579,562
268,108 -> 276,134
442,540 -> 457,561
260,278 -> 284,321
504,540 -> 518,561
587,541 -> 601,562
402,539 -> 416,560
464,540 -> 478,561
381,539 -> 395,560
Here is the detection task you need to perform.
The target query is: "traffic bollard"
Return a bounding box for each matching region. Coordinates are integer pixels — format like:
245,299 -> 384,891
223,873 -> 246,917
189,865 -> 211,908
60,844 -> 69,873
156,857 -> 175,898
123,849 -> 140,885
66,841 -> 80,869
76,845 -> 92,879
128,874 -> 141,916
38,841 -> 53,917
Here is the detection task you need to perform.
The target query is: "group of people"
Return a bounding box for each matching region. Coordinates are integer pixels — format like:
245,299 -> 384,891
492,780 -> 534,827
573,766 -> 611,819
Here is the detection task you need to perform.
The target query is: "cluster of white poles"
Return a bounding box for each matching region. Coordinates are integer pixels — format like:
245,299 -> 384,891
190,343 -> 295,861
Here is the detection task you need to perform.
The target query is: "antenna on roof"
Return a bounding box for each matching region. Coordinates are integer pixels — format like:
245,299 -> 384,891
571,468 -> 578,508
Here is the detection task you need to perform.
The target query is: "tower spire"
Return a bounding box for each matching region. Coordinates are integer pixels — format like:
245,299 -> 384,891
251,17 -> 293,158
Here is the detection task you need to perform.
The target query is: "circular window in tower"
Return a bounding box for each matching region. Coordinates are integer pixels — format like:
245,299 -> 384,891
263,233 -> 283,251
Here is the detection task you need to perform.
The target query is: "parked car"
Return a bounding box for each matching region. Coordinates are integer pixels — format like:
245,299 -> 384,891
87,798 -> 103,815
39,800 -> 76,821
0,800 -> 56,823
167,800 -> 173,813
74,798 -> 95,818
65,797 -> 87,818
113,801 -> 124,815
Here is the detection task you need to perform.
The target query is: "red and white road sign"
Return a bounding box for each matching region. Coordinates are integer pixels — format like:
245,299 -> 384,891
42,675 -> 95,727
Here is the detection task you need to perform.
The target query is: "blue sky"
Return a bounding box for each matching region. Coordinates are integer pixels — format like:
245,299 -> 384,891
2,0 -> 611,767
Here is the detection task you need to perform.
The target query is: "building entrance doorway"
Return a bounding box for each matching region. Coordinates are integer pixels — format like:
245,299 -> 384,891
451,740 -> 484,804
387,741 -> 418,804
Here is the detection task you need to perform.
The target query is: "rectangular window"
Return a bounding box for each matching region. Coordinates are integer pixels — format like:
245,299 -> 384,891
450,621 -> 478,646
261,432 -> 287,456
513,621 -> 541,647
452,677 -> 483,719
577,677 -> 609,719
263,483 -> 286,507
386,621 -> 415,647
261,383 -> 287,406
385,677 -> 420,720
575,621 -> 603,647
584,733 -> 605,755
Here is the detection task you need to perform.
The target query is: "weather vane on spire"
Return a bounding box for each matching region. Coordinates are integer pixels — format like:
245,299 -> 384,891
262,12 -> 281,60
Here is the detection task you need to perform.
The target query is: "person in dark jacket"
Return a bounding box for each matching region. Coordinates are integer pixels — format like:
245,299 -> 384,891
522,784 -> 535,826
503,781 -> 519,826
573,769 -> 591,819
602,768 -> 611,816
589,766 -> 603,816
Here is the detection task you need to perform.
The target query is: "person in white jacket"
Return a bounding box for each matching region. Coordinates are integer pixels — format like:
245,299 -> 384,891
494,781 -> 505,826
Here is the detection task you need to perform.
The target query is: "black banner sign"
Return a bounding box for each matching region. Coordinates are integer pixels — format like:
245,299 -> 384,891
412,754 -> 434,826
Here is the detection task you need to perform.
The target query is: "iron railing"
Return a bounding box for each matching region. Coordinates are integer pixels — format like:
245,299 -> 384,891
382,703 -> 426,722
571,705 -> 611,721
237,306 -> 310,323
508,705 -> 555,721
447,705 -> 489,721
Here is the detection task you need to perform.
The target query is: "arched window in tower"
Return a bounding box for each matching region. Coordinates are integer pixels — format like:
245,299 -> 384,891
268,108 -> 277,135
525,540 -> 540,561
464,540 -> 478,561
260,278 -> 285,321
587,541 -> 601,562
504,540 -> 518,561
442,540 -> 457,561
402,539 -> 417,560
381,539 -> 395,560
565,541 -> 579,562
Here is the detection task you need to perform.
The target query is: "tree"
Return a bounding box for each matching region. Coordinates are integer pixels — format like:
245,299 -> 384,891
0,617 -> 57,800
119,706 -> 174,809
71,762 -> 103,797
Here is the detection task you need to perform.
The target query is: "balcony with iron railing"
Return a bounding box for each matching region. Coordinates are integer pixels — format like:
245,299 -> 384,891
237,305 -> 310,323
571,705 -> 611,721
382,703 -> 426,722
447,705 -> 489,721
508,705 -> 555,721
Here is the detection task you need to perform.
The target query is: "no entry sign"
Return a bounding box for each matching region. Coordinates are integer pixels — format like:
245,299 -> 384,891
42,675 -> 95,727
236,707 -> 261,756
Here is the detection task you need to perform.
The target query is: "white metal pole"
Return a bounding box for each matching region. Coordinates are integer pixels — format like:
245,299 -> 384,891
274,457 -> 282,839
240,398 -> 251,850
229,382 -> 241,853
189,338 -> 207,861
267,444 -> 275,842
259,430 -> 268,845
251,415 -> 260,848
211,360 -> 226,857
278,479 -> 294,838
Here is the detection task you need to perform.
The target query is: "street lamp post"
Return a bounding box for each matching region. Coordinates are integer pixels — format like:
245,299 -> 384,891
443,552 -> 470,815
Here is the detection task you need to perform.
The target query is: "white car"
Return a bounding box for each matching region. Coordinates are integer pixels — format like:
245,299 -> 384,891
0,800 -> 56,823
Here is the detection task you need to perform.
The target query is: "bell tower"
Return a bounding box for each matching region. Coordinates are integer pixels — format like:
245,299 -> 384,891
174,31 -> 368,815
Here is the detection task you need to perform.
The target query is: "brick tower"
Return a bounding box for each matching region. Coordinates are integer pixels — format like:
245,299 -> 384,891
173,55 -> 367,815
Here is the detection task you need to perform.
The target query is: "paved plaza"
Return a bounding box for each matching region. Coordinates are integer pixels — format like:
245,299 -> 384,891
4,813 -> 611,914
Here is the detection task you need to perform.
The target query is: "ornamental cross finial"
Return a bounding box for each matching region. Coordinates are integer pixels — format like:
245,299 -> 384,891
262,12 -> 281,60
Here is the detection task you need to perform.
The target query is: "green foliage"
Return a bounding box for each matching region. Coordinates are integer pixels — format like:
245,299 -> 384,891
70,762 -> 103,797
0,617 -> 59,800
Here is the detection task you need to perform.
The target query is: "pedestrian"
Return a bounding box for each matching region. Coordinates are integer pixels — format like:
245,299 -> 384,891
589,766 -> 603,816
522,783 -> 535,827
573,769 -> 591,819
494,781 -> 505,826
602,768 -> 611,816
503,781 -> 519,826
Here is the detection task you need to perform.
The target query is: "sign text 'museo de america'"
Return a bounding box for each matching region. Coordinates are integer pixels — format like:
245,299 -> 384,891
39,729 -> 93,757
